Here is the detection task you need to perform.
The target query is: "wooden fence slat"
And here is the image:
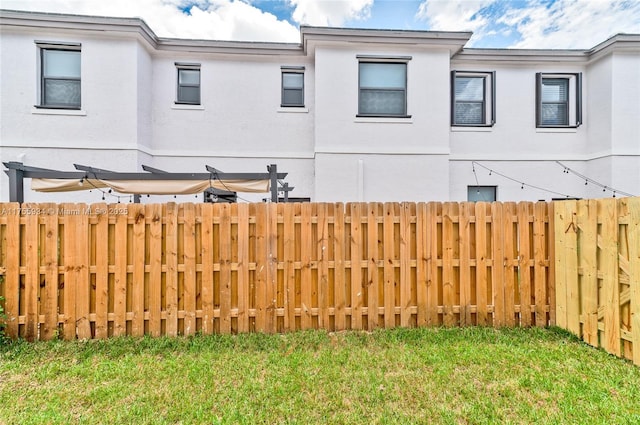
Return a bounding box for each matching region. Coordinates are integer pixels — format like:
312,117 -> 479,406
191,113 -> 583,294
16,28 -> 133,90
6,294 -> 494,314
416,203 -> 428,327
565,201 -> 581,335
518,202 -> 533,327
533,202 -> 548,327
367,202 -> 379,330
182,204 -> 196,335
236,203 -> 250,333
350,203 -> 363,330
442,202 -> 456,326
400,202 -> 411,327
165,203 -> 179,337
254,203 -> 268,332
503,202 -> 517,327
267,203 -> 278,333
476,202 -> 489,326
199,204 -> 213,335
577,199 -> 598,346
618,199 -> 633,360
553,201 -> 568,330
62,204 -> 78,340
130,204 -> 146,337
112,204 -> 128,337
628,197 -> 640,366
547,202 -> 557,326
298,203 -> 311,329
383,202 -> 396,328
600,198 -> 621,356
94,203 -> 109,339
42,204 -> 60,340
76,205 -> 91,340
24,204 -> 39,341
282,204 -> 295,331
334,203 -> 346,331
144,204 -> 162,337
428,202 -> 440,327
317,203 -> 329,329
458,203 -> 472,326
219,203 -> 232,334
492,202 -> 505,327
4,204 -> 20,339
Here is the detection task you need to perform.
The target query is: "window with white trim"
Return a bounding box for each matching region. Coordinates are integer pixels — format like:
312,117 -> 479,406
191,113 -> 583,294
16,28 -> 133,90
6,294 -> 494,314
176,63 -> 201,105
358,57 -> 410,117
536,73 -> 582,128
281,67 -> 304,107
37,42 -> 81,109
451,71 -> 495,126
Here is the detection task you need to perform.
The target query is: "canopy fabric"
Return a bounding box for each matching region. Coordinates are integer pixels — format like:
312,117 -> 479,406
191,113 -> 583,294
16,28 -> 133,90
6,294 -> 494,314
31,178 -> 270,195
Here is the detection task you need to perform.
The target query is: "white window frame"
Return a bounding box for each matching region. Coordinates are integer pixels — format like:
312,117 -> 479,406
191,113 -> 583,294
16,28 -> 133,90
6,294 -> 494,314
451,71 -> 496,127
36,41 -> 81,110
357,55 -> 411,118
536,73 -> 582,128
281,66 -> 305,107
176,63 -> 201,105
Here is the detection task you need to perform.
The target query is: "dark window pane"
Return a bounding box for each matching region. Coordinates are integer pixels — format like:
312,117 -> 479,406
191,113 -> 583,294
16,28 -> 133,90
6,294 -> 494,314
283,88 -> 303,106
541,104 -> 568,126
359,89 -> 405,115
455,102 -> 483,124
44,79 -> 81,106
468,186 -> 496,202
178,85 -> 200,104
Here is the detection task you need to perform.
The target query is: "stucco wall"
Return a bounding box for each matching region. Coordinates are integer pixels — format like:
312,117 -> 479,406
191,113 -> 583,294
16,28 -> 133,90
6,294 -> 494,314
1,14 -> 638,203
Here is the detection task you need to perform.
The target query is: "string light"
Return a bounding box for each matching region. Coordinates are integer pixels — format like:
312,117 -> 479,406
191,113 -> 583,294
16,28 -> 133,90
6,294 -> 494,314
472,161 -> 576,198
556,161 -> 635,197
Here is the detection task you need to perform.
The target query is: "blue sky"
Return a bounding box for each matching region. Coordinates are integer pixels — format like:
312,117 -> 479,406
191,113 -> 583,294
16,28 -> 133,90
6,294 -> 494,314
4,0 -> 640,48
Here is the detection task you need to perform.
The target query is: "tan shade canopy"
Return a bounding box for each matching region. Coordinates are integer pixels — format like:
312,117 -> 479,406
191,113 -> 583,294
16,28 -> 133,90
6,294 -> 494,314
31,178 -> 270,195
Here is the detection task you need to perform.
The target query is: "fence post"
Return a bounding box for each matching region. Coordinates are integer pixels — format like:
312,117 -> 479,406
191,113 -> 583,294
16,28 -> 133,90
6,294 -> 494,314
627,197 -> 640,365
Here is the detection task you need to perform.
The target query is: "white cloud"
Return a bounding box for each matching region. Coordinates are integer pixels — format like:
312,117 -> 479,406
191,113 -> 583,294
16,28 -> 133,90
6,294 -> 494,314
416,0 -> 499,45
288,0 -> 373,26
417,0 -> 640,48
416,0 -> 494,31
499,0 -> 640,49
0,0 -> 301,42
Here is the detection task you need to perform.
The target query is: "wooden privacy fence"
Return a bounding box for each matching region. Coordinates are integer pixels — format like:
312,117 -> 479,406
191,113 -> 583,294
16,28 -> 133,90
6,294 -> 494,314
555,198 -> 640,365
0,201 -> 554,341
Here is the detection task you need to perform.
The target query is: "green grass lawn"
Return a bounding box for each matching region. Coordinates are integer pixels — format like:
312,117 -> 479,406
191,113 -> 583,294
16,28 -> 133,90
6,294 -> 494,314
1,327 -> 639,424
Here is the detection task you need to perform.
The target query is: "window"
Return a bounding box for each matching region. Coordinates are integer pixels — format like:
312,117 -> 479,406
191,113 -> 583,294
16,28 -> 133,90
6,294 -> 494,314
468,186 -> 496,202
451,71 -> 495,126
38,42 -> 81,109
281,67 -> 304,107
176,63 -> 200,105
358,57 -> 409,117
536,73 -> 582,127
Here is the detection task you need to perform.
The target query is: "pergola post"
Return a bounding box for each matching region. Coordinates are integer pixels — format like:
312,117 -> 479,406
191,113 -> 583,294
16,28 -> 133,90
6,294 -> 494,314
6,163 -> 24,203
269,164 -> 278,203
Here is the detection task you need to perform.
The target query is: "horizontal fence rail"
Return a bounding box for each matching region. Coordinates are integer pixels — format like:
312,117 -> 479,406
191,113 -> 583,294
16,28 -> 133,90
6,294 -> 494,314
0,201 -> 554,341
555,198 -> 640,365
